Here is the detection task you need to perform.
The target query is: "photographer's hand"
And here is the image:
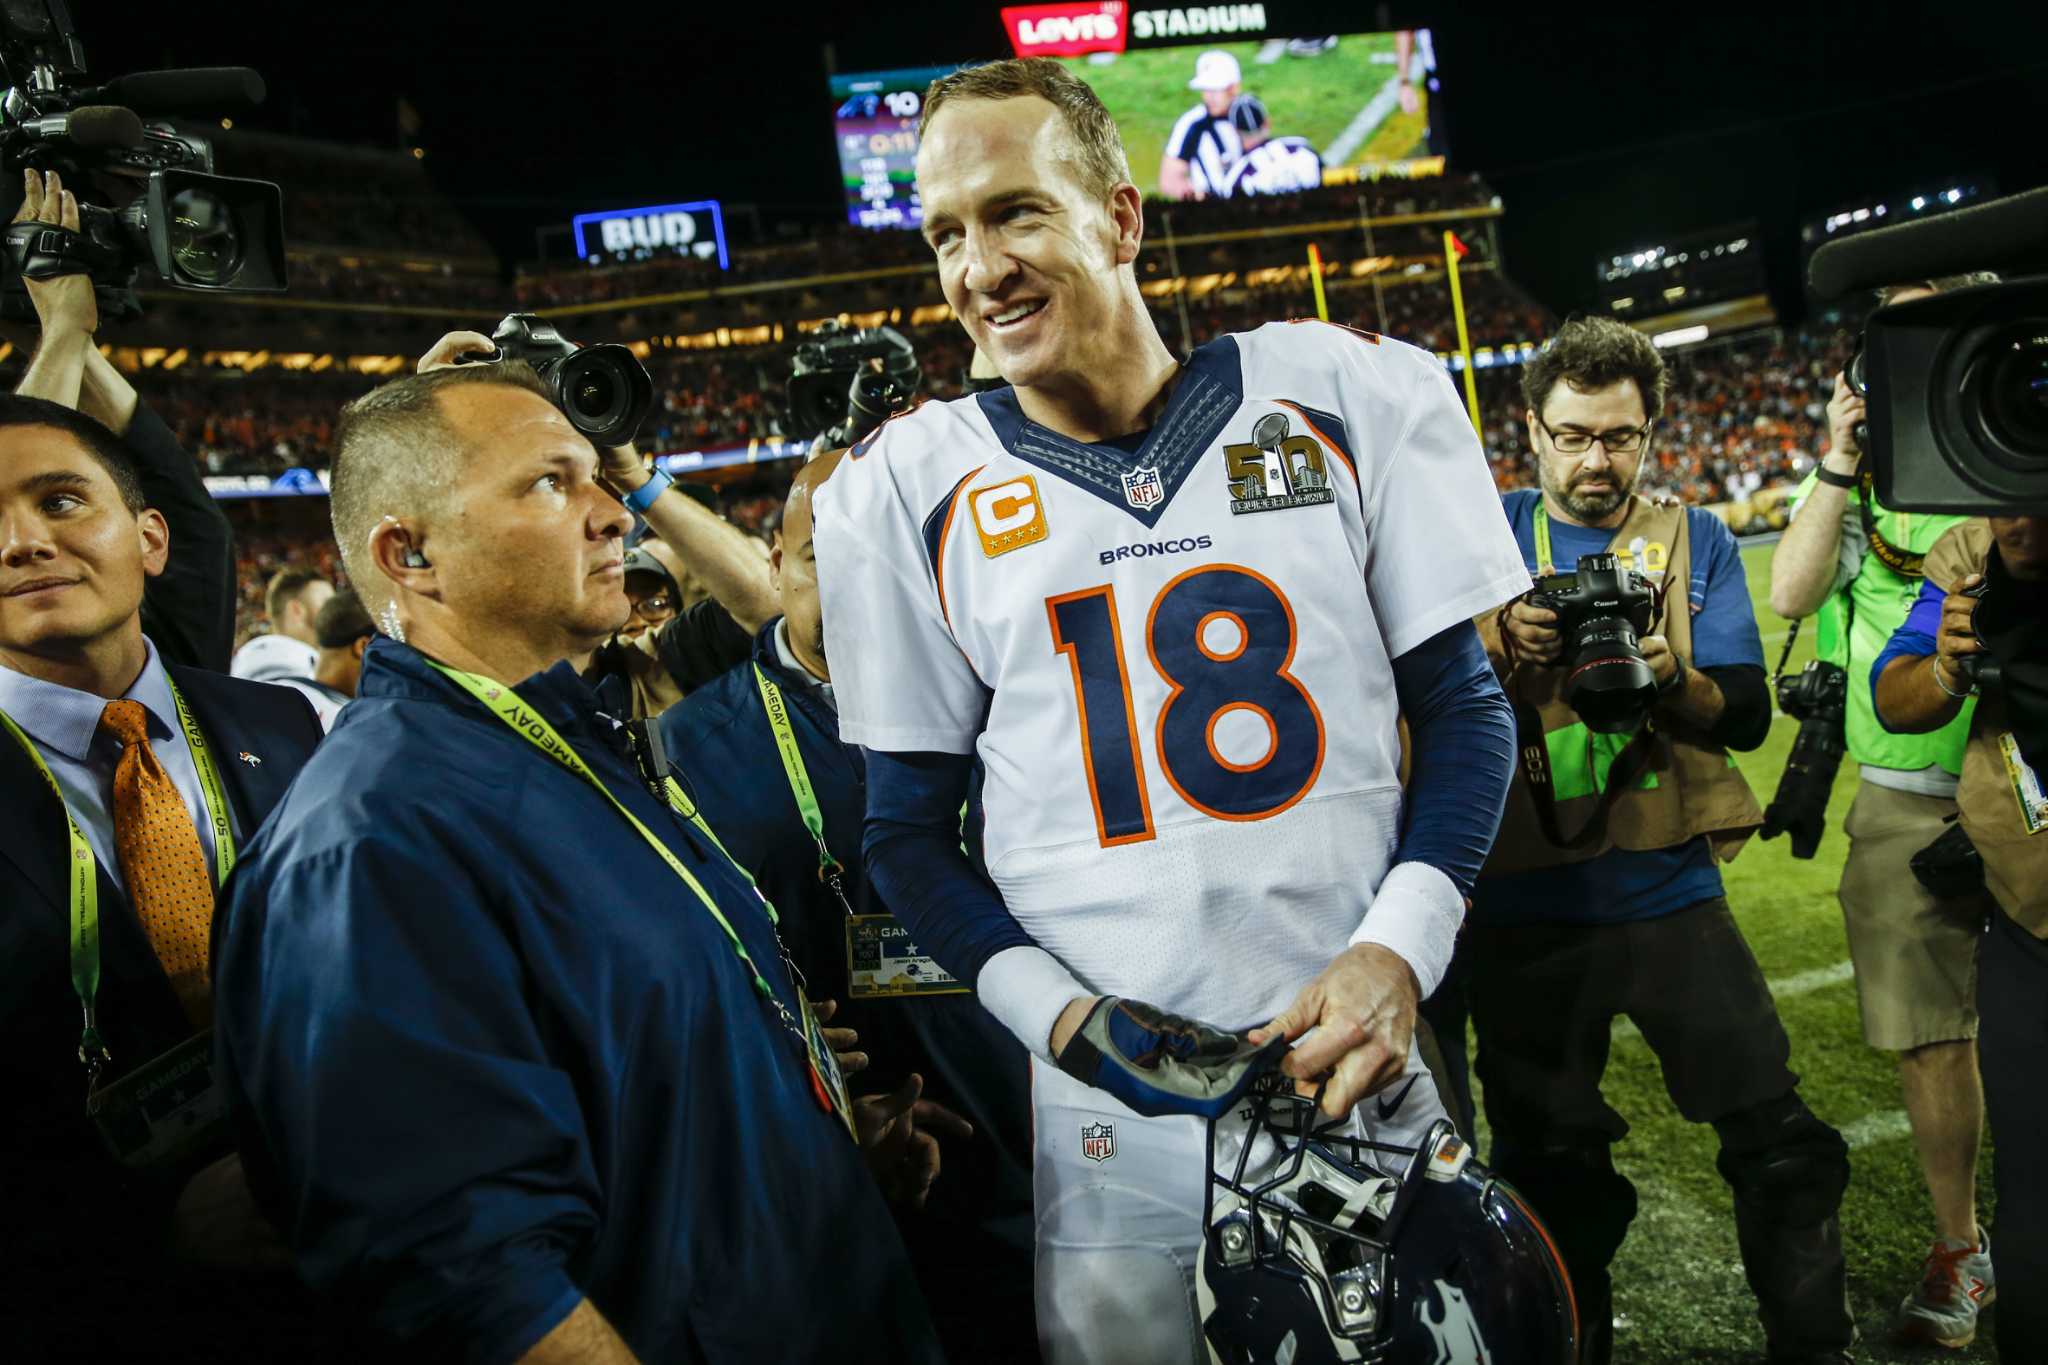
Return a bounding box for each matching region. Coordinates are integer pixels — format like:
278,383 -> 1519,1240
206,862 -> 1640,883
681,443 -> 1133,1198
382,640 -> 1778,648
11,170 -> 97,409
1824,371 -> 1865,472
416,329 -> 498,373
1934,573 -> 1985,692
1499,598 -> 1563,666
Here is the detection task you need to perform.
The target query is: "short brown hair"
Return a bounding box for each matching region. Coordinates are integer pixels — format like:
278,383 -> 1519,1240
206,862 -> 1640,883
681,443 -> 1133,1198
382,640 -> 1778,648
921,58 -> 1132,200
328,361 -> 550,585
1520,316 -> 1667,422
264,565 -> 331,625
0,393 -> 147,512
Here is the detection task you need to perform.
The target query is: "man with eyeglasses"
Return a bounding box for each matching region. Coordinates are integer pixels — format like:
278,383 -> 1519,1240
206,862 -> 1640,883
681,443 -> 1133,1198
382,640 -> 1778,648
1446,317 -> 1854,1365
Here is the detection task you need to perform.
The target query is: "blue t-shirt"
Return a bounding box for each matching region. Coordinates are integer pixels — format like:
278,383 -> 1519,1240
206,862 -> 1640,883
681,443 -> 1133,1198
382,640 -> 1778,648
1471,491 -> 1765,926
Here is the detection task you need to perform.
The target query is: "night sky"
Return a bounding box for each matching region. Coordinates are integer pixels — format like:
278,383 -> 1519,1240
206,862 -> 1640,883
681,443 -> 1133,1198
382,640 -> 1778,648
83,3 -> 2048,318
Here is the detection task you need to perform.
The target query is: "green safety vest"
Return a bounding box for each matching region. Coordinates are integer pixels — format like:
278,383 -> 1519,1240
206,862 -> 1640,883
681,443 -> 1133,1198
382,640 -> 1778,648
1792,470 -> 1975,775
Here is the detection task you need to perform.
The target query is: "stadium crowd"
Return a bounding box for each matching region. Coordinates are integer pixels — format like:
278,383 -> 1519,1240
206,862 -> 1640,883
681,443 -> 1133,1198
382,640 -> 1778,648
6,54 -> 2042,1365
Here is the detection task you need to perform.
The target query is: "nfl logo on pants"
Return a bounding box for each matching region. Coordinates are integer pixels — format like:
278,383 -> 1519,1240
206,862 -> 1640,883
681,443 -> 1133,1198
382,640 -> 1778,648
1080,1121 -> 1115,1164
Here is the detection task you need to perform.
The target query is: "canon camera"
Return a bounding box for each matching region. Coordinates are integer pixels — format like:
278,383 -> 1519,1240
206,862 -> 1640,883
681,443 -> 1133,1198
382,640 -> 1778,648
1760,660 -> 1849,860
1527,554 -> 1660,734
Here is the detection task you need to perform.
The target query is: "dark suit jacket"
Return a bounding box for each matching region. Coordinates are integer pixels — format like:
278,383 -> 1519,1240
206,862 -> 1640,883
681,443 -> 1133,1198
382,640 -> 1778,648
0,662 -> 320,1361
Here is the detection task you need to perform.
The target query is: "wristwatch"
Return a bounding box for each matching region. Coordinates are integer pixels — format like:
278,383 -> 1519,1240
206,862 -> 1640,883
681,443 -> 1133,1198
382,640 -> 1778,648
621,466 -> 672,515
1813,464 -> 1859,489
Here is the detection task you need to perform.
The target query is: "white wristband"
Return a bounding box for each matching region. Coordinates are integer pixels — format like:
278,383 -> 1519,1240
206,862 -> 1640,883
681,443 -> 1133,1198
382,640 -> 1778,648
1347,861 -> 1466,998
976,945 -> 1091,1064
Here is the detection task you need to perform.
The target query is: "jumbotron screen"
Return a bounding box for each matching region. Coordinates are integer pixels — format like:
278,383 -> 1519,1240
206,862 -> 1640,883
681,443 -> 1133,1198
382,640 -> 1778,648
1054,30 -> 1446,201
831,65 -> 958,230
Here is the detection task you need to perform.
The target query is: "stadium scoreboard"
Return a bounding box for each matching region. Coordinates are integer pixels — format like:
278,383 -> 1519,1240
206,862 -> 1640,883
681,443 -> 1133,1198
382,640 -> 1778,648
831,66 -> 957,229
830,4 -> 1449,230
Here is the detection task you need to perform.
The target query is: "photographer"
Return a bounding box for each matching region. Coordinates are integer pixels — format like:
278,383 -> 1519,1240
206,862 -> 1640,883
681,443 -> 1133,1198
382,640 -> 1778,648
9,168 -> 237,672
1466,317 -> 1852,1365
1766,276 -> 1998,1347
1874,515 -> 2048,1359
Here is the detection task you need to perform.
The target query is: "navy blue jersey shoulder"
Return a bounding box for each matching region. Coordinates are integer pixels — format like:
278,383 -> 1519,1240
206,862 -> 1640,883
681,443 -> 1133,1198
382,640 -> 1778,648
216,638 -> 939,1364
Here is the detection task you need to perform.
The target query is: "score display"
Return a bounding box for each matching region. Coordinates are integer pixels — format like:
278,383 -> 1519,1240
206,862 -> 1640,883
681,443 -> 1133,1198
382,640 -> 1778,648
831,65 -> 956,229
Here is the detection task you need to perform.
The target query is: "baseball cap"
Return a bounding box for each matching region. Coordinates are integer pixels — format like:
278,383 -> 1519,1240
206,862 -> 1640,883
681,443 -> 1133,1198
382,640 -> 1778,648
1189,50 -> 1241,91
621,546 -> 680,601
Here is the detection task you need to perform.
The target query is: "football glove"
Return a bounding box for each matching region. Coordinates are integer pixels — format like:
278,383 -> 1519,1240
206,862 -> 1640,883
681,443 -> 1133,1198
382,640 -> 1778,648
1055,996 -> 1286,1119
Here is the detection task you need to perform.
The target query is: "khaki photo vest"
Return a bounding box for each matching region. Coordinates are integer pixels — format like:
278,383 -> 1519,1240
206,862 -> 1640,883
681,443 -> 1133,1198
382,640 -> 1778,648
1481,496 -> 1764,877
1923,521 -> 2048,938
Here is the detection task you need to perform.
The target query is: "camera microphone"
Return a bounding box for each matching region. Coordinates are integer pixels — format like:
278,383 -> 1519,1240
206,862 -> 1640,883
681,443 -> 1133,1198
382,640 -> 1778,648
85,67 -> 267,114
1808,185 -> 2048,299
19,104 -> 144,150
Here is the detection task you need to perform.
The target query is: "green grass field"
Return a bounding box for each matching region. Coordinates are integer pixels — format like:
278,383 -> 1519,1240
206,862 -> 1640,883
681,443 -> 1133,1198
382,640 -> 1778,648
1473,538 -> 2000,1361
1052,36 -> 1428,197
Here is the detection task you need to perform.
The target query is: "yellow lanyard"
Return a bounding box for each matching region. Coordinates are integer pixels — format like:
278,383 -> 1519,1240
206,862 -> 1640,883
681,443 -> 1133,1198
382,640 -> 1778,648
752,665 -> 849,895
1,678 -> 235,1077
424,659 -> 857,1137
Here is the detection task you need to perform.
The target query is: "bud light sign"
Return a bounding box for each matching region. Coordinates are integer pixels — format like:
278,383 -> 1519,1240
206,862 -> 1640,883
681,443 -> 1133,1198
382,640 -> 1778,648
571,201 -> 729,268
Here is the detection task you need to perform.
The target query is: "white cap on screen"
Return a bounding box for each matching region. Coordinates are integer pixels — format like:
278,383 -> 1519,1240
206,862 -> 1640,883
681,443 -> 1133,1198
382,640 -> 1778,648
1189,51 -> 1241,91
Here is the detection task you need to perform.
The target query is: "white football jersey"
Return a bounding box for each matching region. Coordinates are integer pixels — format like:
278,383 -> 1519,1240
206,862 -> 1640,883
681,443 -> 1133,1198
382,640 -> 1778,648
814,321 -> 1528,1031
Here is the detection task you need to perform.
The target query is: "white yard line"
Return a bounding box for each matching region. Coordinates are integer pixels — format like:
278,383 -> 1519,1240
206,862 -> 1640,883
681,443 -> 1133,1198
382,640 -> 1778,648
1320,74 -> 1402,165
1841,1108 -> 1913,1149
1252,38 -> 1287,65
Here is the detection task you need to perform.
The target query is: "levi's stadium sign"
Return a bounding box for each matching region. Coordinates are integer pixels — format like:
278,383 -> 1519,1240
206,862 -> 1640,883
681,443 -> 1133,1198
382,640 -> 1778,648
1003,3 -> 1268,57
1002,2 -> 1126,56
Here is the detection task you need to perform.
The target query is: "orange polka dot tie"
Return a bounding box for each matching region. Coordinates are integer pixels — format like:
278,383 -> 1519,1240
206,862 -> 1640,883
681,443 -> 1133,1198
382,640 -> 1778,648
99,699 -> 215,1026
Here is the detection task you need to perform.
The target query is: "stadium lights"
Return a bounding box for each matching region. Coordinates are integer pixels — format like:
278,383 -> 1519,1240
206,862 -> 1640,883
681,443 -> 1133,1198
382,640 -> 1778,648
1912,195 -> 1928,209
1652,324 -> 1710,348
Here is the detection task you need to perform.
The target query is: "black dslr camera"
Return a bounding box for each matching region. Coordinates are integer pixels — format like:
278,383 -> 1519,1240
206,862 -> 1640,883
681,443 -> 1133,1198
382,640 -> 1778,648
787,322 -> 921,449
1527,553 -> 1660,734
0,1 -> 286,321
1761,660 -> 1848,859
461,313 -> 653,448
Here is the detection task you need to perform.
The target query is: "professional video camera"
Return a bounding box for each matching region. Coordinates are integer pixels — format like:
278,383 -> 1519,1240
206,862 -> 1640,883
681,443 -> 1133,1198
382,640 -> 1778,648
787,321 -> 920,450
460,313 -> 654,448
0,1 -> 286,322
1810,186 -> 2048,778
1526,553 -> 1660,734
1810,186 -> 2048,516
1761,659 -> 1847,859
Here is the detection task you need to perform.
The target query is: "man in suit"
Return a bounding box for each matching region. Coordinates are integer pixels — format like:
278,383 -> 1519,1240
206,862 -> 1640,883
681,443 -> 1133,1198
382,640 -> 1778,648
0,393 -> 325,1360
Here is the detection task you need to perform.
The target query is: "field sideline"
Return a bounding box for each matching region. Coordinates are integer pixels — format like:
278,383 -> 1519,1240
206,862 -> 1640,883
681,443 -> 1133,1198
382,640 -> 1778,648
1458,537 -> 1999,1361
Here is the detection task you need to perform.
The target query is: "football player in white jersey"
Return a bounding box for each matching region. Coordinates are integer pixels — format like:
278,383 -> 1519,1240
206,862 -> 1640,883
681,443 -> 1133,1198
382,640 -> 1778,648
812,58 -> 1531,1364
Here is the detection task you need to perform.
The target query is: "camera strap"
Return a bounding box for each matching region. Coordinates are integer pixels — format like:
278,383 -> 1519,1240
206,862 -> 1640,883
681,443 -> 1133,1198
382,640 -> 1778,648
1510,683 -> 1658,850
4,220 -> 120,281
1857,472 -> 1925,578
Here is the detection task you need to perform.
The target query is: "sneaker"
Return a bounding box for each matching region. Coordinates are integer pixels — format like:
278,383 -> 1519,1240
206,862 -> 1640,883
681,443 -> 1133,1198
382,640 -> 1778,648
1895,1227 -> 1995,1348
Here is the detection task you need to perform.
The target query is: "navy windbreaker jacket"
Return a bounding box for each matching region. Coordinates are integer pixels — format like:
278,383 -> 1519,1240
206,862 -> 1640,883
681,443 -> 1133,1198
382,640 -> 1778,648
214,638 -> 940,1364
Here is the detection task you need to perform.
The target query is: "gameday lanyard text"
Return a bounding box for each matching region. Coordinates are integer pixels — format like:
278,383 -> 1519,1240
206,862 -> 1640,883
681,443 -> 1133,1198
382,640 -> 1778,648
752,664 -> 852,914
424,660 -> 855,1137
2,678 -> 235,1081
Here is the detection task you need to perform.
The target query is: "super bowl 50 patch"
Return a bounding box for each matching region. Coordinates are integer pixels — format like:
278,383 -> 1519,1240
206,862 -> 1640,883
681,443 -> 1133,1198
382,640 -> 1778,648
1225,412 -> 1334,515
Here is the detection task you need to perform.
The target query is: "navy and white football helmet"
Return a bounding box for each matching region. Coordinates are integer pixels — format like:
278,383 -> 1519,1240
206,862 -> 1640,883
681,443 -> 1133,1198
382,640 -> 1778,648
1197,1072 -> 1578,1365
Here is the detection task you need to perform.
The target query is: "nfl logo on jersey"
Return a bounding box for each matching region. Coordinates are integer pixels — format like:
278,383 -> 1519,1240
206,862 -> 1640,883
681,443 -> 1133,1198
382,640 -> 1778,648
1080,1121 -> 1116,1164
1120,464 -> 1164,510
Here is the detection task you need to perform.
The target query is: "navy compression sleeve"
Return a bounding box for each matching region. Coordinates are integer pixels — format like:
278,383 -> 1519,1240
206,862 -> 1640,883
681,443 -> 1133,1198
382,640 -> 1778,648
1389,620 -> 1516,895
863,749 -> 1035,986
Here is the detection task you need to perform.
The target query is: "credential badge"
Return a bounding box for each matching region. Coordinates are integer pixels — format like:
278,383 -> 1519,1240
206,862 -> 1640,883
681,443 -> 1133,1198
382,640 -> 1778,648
1080,1120 -> 1116,1164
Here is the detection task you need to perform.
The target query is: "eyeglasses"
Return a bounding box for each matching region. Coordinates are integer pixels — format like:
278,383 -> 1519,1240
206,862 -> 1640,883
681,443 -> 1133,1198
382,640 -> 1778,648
1537,416 -> 1653,455
627,594 -> 676,620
